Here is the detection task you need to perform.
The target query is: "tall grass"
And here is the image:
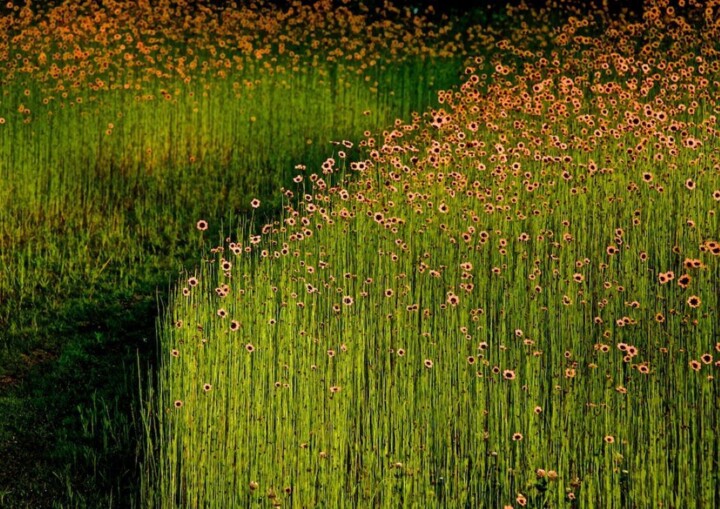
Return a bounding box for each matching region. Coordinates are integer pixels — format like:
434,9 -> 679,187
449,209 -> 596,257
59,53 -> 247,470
0,0 -> 491,355
0,0 -> 502,506
147,1 -> 720,507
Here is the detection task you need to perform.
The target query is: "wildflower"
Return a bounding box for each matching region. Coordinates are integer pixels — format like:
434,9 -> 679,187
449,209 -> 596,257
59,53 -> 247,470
330,386 -> 342,393
397,348 -> 405,357
251,198 -> 261,208
604,435 -> 615,444
245,344 -> 255,353
534,406 -> 543,414
503,369 -> 516,380
196,220 -> 208,231
687,295 -> 701,308
684,258 -> 702,269
701,354 -> 713,365
171,349 -> 180,358
203,383 -> 212,392
342,296 -> 354,306
174,400 -> 183,408
689,360 -> 701,371
512,433 -> 523,441
424,359 -> 434,369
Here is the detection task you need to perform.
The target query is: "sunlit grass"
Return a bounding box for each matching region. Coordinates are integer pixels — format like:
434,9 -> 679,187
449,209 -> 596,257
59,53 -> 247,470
0,0 -> 503,506
0,0 -> 490,354
148,1 -> 720,507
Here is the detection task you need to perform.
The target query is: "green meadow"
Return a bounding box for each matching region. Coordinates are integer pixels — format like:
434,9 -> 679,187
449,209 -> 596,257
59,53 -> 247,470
2,0 -> 720,507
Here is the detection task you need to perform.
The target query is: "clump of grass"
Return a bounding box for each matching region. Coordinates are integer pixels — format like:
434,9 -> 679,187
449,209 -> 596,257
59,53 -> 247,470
148,1 -> 720,507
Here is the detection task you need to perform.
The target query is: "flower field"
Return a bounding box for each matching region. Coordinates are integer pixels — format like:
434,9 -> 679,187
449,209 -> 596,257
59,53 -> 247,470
2,0 -> 719,507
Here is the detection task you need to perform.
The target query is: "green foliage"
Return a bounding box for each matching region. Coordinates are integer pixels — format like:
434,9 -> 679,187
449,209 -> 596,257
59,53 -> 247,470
0,0 -> 486,506
145,1 -> 720,507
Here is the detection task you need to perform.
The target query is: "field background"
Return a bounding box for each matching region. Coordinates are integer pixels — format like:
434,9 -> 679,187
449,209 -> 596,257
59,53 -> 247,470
0,0 -> 506,506
2,0 -> 719,508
